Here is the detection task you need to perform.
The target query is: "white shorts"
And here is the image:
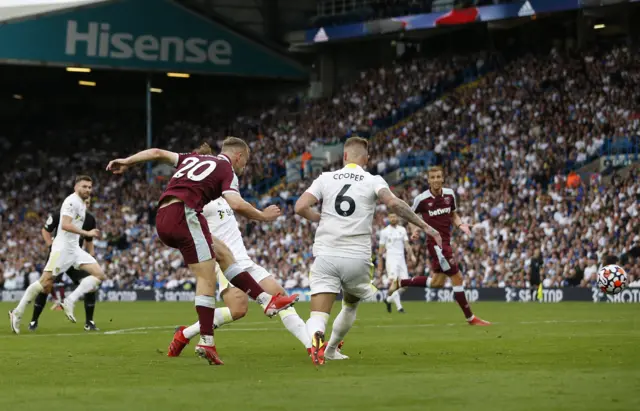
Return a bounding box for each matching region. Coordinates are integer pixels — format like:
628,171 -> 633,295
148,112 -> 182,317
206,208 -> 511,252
310,255 -> 377,300
44,247 -> 97,276
217,260 -> 272,293
385,256 -> 409,280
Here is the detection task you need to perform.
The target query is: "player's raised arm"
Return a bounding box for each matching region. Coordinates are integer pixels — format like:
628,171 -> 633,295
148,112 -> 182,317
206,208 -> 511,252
217,157 -> 281,222
106,148 -> 179,174
224,192 -> 281,222
377,187 -> 442,247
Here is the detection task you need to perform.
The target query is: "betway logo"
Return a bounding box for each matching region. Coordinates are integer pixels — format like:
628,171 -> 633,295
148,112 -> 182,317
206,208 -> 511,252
428,207 -> 451,217
65,21 -> 232,65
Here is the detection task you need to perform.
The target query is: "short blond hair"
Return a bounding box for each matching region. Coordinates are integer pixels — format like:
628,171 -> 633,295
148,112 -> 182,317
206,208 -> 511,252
222,136 -> 249,152
344,136 -> 369,151
427,165 -> 444,175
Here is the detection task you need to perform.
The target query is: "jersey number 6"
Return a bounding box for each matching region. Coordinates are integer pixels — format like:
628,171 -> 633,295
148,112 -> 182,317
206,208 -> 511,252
335,184 -> 356,217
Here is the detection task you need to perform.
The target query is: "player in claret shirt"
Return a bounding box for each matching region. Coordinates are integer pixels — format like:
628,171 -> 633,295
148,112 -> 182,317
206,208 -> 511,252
107,138 -> 298,365
387,166 -> 490,326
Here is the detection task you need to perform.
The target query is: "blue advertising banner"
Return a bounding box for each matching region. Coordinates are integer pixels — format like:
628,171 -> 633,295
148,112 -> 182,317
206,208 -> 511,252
0,0 -> 307,78
306,0 -> 632,44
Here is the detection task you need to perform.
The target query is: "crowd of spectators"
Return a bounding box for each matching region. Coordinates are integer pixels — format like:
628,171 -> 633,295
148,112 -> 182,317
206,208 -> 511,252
1,43 -> 639,293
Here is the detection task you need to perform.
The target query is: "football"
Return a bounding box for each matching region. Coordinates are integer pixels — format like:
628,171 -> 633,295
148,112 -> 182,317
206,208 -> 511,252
597,264 -> 628,295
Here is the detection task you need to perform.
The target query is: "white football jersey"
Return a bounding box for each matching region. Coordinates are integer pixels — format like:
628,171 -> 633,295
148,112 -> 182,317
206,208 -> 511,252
306,163 -> 389,259
379,224 -> 408,258
53,193 -> 86,248
202,197 -> 250,263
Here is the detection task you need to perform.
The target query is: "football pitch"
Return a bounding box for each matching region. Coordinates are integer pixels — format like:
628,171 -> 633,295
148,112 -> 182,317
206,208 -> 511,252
0,301 -> 638,411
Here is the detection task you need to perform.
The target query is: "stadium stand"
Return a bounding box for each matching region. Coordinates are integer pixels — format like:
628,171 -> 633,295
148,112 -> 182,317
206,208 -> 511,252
1,42 -> 639,293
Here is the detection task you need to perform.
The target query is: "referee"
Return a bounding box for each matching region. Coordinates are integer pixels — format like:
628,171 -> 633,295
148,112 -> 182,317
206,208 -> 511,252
29,198 -> 100,331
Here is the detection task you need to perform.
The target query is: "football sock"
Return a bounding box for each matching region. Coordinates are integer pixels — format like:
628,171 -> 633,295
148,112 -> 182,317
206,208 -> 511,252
58,286 -> 66,303
31,292 -> 48,322
391,288 -> 404,310
279,307 -> 312,348
183,307 -> 234,340
400,276 -> 428,287
327,301 -> 358,353
15,281 -> 44,316
84,291 -> 96,323
195,295 -> 215,344
224,263 -> 270,304
306,311 -> 329,340
453,285 -> 474,320
66,276 -> 101,304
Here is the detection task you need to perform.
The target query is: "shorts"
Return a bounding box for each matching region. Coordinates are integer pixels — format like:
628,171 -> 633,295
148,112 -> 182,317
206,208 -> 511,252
427,243 -> 458,275
156,202 -> 215,265
385,256 -> 409,280
44,246 -> 97,276
52,268 -> 89,286
310,255 -> 377,300
217,260 -> 272,293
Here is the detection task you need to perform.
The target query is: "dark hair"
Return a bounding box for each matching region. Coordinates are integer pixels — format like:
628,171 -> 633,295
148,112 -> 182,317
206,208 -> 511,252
603,255 -> 618,265
75,175 -> 92,184
193,142 -> 213,155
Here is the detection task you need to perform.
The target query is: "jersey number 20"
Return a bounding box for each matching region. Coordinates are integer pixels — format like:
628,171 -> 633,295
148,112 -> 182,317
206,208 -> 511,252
335,184 -> 356,217
173,157 -> 217,182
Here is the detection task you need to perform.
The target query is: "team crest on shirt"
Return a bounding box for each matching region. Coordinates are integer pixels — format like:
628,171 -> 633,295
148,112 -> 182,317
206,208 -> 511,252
444,197 -> 451,205
428,202 -> 434,207
75,214 -> 82,220
55,267 -> 60,274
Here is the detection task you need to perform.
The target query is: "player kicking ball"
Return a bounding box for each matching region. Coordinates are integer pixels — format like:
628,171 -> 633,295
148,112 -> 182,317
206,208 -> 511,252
387,166 -> 490,326
378,212 -> 416,313
295,137 -> 442,366
107,139 -> 298,365
9,176 -> 106,333
168,197 -> 312,357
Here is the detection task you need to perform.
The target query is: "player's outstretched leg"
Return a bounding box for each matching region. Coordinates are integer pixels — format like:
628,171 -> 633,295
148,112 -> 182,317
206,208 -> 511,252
257,276 -> 312,353
62,263 -> 105,323
385,288 -> 405,313
325,298 -> 360,360
9,273 -> 52,334
28,292 -> 49,331
450,274 -> 490,326
388,275 -> 428,298
212,237 -> 298,317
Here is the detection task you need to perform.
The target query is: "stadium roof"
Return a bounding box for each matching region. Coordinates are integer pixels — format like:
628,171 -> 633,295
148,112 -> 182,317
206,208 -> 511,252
0,0 -> 109,23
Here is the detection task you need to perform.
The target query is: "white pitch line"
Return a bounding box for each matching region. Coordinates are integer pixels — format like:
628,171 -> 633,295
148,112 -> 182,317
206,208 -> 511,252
0,318 -> 632,339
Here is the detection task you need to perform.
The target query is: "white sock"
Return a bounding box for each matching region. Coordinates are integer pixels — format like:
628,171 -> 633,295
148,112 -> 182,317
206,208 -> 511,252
198,335 -> 214,347
256,292 -> 271,307
306,311 -> 329,341
214,307 -> 234,329
66,276 -> 101,304
279,307 -> 312,348
183,321 -> 201,340
393,289 -> 404,310
327,302 -> 358,352
183,307 -> 235,340
15,281 -> 44,316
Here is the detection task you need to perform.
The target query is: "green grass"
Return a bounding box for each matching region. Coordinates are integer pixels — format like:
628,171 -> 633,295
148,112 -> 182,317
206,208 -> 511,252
0,301 -> 639,411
